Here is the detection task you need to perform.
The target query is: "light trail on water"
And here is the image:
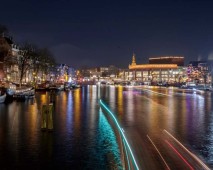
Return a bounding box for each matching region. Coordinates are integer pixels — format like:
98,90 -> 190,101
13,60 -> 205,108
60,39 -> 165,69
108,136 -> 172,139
136,88 -> 172,97
147,135 -> 170,170
100,99 -> 139,170
163,130 -> 210,170
165,140 -> 194,170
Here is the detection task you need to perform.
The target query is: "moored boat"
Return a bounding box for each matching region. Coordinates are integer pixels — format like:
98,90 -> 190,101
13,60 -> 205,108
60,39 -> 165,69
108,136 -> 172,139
0,93 -> 6,103
0,83 -> 16,101
6,83 -> 16,96
49,84 -> 64,91
14,87 -> 35,101
71,83 -> 82,89
35,83 -> 50,91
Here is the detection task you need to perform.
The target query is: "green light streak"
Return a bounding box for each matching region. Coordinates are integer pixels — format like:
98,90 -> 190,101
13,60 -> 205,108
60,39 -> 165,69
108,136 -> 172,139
100,99 -> 140,170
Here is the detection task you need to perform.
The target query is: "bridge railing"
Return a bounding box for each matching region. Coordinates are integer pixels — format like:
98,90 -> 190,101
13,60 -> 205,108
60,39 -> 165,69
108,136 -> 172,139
100,99 -> 140,170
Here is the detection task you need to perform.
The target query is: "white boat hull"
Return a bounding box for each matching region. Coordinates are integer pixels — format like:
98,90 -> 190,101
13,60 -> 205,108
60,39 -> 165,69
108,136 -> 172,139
14,88 -> 35,100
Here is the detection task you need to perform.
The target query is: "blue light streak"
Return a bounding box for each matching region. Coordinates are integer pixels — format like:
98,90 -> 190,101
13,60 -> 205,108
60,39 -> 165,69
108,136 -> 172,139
100,99 -> 140,170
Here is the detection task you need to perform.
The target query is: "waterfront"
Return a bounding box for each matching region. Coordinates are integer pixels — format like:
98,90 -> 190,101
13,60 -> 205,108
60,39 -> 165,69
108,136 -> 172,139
0,85 -> 213,169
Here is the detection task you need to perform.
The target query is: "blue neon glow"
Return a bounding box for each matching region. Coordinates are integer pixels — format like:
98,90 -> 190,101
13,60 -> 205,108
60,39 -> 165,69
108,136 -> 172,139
100,99 -> 140,170
98,108 -> 122,169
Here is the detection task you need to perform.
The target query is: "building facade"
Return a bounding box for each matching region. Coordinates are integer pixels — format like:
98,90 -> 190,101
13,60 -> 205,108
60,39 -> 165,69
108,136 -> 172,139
123,53 -> 186,85
187,61 -> 210,84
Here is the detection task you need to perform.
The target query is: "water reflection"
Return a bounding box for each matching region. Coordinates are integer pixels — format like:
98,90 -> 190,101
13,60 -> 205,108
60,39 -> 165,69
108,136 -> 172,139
73,89 -> 81,133
117,86 -> 123,112
66,91 -> 73,134
101,86 -> 213,168
1,85 -> 213,168
125,89 -> 134,124
98,108 -> 122,169
87,85 -> 97,133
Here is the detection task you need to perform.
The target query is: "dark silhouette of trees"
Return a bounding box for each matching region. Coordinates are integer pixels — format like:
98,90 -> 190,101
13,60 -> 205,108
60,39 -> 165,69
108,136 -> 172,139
17,43 -> 56,86
18,43 -> 35,86
0,24 -> 8,36
0,25 -> 11,80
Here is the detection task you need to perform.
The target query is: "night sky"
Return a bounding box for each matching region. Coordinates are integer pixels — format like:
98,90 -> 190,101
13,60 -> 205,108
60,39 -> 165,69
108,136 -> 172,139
1,0 -> 213,68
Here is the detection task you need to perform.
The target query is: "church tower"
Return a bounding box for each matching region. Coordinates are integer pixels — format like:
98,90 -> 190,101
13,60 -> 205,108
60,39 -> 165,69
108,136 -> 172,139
131,53 -> 136,66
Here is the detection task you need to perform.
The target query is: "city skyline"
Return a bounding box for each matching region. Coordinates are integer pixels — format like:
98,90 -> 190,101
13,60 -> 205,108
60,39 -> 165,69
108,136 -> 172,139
1,0 -> 213,68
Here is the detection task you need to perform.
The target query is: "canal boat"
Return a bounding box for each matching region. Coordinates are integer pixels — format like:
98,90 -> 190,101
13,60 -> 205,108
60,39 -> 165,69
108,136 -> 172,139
24,89 -> 35,99
0,83 -> 16,101
64,82 -> 73,90
35,83 -> 50,91
14,87 -> 35,100
49,84 -> 64,91
71,83 -> 82,89
6,83 -> 16,101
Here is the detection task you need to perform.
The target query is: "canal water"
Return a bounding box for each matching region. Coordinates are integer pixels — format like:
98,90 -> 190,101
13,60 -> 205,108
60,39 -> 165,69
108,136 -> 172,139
0,85 -> 213,169
0,86 -> 122,169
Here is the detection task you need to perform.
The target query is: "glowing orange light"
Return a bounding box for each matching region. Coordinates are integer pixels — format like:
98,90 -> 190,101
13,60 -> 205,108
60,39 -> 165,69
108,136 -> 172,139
129,64 -> 178,69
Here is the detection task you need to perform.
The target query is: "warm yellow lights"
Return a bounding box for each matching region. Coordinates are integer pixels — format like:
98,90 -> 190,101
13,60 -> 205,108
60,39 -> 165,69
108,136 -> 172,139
129,64 -> 178,70
149,56 -> 184,60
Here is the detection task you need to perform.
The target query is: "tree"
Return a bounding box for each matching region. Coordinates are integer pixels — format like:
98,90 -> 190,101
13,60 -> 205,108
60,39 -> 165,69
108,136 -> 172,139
0,24 -> 11,62
40,48 -> 55,70
0,37 -> 11,62
37,48 -> 56,81
18,43 -> 37,87
25,47 -> 56,84
0,25 -> 11,80
29,45 -> 41,83
0,24 -> 8,36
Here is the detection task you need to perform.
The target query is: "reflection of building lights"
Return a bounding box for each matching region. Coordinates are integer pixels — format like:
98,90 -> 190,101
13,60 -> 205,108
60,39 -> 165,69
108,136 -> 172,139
117,86 -> 123,114
74,89 -> 81,129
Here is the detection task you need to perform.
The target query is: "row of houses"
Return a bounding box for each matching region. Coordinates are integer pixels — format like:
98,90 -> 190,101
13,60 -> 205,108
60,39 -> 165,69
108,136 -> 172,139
0,35 -> 75,85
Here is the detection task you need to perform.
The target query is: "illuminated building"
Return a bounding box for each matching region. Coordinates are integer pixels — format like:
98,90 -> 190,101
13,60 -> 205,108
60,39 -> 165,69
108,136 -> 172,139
78,66 -> 119,80
149,56 -> 184,66
187,61 -> 210,84
124,53 -> 186,84
0,36 -> 20,82
55,64 -> 74,83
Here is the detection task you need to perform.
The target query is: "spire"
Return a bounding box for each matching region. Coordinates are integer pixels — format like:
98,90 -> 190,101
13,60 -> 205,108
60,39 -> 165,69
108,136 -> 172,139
131,53 -> 136,65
